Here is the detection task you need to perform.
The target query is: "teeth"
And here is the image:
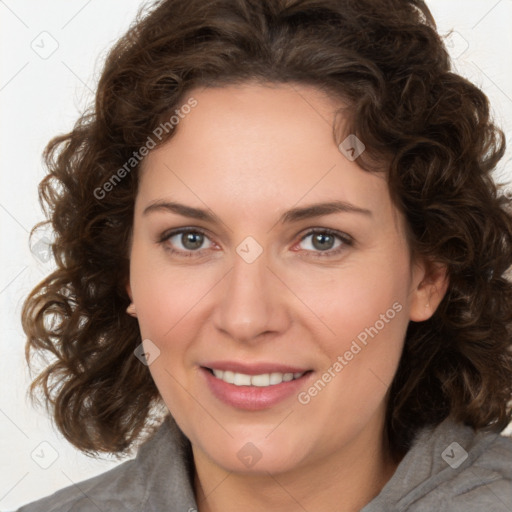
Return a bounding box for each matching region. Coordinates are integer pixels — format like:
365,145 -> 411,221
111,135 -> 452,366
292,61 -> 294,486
211,369 -> 306,387
233,372 -> 251,386
223,370 -> 235,384
251,374 -> 270,387
270,372 -> 283,385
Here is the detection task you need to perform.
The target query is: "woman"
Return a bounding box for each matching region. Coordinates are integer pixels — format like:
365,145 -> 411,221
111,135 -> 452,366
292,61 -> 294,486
17,0 -> 512,510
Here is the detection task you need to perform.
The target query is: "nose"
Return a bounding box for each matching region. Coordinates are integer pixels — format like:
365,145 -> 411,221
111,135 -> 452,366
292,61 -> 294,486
212,247 -> 291,344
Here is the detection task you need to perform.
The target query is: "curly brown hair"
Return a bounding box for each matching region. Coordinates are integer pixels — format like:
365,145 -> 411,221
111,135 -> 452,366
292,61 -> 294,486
22,0 -> 512,460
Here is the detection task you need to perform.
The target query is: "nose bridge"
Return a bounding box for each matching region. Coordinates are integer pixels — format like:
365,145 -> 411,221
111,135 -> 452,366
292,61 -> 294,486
213,244 -> 287,342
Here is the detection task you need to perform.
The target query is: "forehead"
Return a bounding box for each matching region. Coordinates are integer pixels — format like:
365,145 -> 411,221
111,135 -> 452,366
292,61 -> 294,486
144,82 -> 345,171
136,82 -> 394,228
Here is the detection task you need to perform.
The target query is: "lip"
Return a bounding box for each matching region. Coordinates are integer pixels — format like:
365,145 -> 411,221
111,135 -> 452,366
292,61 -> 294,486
200,365 -> 314,411
201,360 -> 311,375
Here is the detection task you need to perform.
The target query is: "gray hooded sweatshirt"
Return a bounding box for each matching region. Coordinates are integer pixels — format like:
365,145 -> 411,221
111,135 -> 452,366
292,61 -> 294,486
13,415 -> 512,511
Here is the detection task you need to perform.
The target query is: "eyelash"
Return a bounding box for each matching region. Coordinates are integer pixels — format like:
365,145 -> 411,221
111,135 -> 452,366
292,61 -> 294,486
157,227 -> 354,259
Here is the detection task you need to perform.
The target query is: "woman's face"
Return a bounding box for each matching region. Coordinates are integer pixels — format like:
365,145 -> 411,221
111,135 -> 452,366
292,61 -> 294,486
127,82 -> 444,474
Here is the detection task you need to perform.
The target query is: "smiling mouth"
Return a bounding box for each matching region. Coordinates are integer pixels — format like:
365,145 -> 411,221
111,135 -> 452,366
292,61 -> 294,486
204,367 -> 312,387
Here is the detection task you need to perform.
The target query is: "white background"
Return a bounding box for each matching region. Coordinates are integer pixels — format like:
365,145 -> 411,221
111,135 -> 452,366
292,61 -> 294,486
1,1 -> 512,510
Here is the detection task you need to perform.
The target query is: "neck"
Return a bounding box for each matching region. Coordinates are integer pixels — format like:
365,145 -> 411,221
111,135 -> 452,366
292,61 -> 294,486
192,416 -> 400,512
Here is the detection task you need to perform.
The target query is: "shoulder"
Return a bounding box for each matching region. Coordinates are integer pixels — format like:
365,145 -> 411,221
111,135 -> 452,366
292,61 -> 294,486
404,420 -> 512,511
15,456 -> 143,512
14,416 -> 195,512
441,431 -> 512,510
363,418 -> 512,512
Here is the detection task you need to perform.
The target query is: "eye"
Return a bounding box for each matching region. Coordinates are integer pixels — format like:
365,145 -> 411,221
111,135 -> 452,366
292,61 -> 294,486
158,227 -> 353,259
296,228 -> 353,257
158,228 -> 214,257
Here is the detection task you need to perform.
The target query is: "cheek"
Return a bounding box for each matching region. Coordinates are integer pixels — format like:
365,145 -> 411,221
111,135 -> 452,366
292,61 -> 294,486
128,250 -> 219,417
295,274 -> 409,440
291,245 -> 411,418
334,272 -> 406,347
291,252 -> 410,356
129,243 -> 214,341
129,260 -> 208,419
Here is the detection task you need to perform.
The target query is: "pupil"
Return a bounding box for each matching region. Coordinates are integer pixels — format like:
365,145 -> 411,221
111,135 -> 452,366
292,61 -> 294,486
313,233 -> 334,251
183,232 -> 203,250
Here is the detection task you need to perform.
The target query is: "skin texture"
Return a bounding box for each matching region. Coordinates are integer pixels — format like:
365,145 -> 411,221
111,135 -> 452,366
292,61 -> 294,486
125,82 -> 449,512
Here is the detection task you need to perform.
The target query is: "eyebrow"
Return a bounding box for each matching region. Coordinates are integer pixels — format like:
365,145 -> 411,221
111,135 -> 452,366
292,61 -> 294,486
142,199 -> 372,223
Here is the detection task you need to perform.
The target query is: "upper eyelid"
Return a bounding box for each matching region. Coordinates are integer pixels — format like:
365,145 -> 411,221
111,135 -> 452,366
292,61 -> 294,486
159,226 -> 211,242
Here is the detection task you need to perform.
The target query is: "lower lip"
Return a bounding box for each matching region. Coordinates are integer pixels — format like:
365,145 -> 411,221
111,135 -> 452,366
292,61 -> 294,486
201,367 -> 312,411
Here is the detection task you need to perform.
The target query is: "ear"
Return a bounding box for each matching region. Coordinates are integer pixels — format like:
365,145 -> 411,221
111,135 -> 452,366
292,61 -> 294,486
125,281 -> 138,317
409,258 -> 449,322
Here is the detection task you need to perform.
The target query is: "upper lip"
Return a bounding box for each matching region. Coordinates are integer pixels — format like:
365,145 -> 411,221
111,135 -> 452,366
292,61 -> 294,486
201,361 -> 312,375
